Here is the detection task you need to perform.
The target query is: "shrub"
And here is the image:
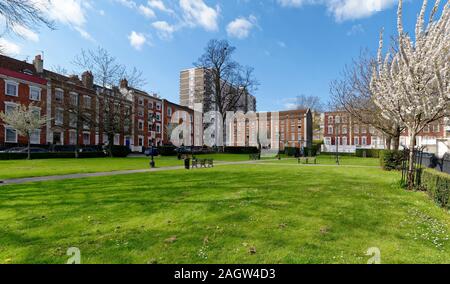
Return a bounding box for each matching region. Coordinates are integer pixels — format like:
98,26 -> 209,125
356,149 -> 382,158
320,152 -> 355,157
421,169 -> 450,209
380,150 -> 406,171
158,145 -> 177,156
107,146 -> 131,158
224,147 -> 259,154
284,147 -> 298,157
304,145 -> 320,157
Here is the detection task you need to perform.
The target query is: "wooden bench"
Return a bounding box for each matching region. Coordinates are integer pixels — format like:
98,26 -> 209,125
249,154 -> 261,160
192,159 -> 214,169
298,157 -> 317,164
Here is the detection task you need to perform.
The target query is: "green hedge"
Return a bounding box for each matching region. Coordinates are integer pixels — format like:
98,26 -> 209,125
379,150 -> 406,171
421,169 -> 450,209
0,152 -> 106,160
356,149 -> 382,158
224,147 -> 259,154
158,145 -> 177,156
320,152 -> 355,157
106,146 -> 131,158
284,147 -> 298,157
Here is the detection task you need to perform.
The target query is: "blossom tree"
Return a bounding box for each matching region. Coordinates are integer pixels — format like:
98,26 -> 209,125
0,103 -> 48,160
371,0 -> 450,188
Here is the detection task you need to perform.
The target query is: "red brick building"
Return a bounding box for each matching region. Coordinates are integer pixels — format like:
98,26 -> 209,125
0,57 -> 48,146
0,54 -> 197,151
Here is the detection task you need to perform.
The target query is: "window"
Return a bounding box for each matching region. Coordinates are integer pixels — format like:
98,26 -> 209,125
148,123 -> 154,132
83,114 -> 91,130
69,113 -> 77,128
354,137 -> 360,146
55,109 -> 64,125
138,98 -> 144,106
5,102 -> 17,116
342,126 -> 348,135
70,93 -> 78,106
156,124 -> 161,133
55,89 -> 64,102
69,131 -> 77,145
325,137 -> 331,145
53,132 -> 62,145
148,102 -> 154,109
84,96 -> 91,109
156,103 -> 161,111
31,108 -> 40,120
138,108 -> 144,117
29,86 -> 41,101
5,127 -> 17,143
328,116 -> 333,124
168,107 -> 172,117
138,120 -> 144,131
114,134 -> 120,146
354,126 -> 360,134
328,126 -> 333,135
5,81 -> 18,97
138,136 -> 144,147
362,136 -> 367,146
362,127 -> 367,134
342,137 -> 348,146
83,133 -> 90,145
335,116 -> 340,124
369,127 -> 375,134
156,113 -> 161,121
433,124 -> 441,133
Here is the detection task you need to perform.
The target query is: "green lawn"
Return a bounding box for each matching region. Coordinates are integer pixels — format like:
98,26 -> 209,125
0,163 -> 449,264
0,154 -> 253,180
267,155 -> 381,167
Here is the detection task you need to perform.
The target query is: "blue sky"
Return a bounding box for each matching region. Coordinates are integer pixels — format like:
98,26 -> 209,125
1,0 -> 426,111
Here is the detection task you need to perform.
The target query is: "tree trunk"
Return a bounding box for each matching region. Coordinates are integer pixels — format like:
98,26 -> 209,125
407,132 -> 417,190
75,126 -> 80,159
392,135 -> 400,151
386,136 -> 392,151
108,133 -> 114,157
27,134 -> 31,160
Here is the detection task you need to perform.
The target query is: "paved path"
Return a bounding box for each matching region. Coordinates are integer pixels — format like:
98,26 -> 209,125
0,160 -> 263,186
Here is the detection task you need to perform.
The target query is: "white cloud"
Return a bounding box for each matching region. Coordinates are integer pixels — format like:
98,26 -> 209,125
226,15 -> 257,39
180,0 -> 220,31
152,21 -> 176,40
347,24 -> 365,36
0,38 -> 21,56
37,0 -> 92,40
128,31 -> 147,50
139,5 -> 156,18
12,25 -> 39,42
277,0 -> 398,21
148,0 -> 174,13
115,0 -> 137,9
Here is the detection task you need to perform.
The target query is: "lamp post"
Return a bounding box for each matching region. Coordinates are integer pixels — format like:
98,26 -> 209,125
149,113 -> 157,168
335,120 -> 340,166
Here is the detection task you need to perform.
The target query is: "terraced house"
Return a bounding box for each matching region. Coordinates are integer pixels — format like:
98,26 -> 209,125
0,54 -> 196,151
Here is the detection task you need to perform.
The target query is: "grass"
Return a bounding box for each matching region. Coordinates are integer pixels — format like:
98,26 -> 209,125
0,163 -> 449,264
0,154 -> 253,180
267,155 -> 381,167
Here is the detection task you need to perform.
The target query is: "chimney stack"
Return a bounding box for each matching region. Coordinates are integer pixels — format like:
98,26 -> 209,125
33,55 -> 44,74
82,71 -> 94,89
120,78 -> 128,89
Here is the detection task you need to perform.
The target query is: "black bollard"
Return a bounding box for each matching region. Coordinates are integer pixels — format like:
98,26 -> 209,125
184,158 -> 190,170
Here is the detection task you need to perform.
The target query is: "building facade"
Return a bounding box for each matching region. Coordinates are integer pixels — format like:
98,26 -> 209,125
179,67 -> 257,113
0,54 -> 197,152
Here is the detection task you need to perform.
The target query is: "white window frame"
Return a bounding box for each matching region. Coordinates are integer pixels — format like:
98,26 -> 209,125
362,136 -> 367,146
83,132 -> 90,145
4,126 -> 18,143
29,86 -> 41,101
325,137 -> 331,145
114,134 -> 120,146
69,130 -> 77,145
5,80 -> 19,97
168,107 -> 172,117
55,88 -> 64,103
328,126 -> 333,135
30,129 -> 41,144
55,108 -> 64,126
354,137 -> 360,146
138,119 -> 144,131
342,136 -> 348,146
4,101 -> 17,116
156,103 -> 161,111
83,96 -> 92,109
70,92 -> 79,106
156,124 -> 161,133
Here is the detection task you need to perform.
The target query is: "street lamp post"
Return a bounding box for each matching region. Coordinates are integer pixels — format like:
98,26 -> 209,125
335,121 -> 340,166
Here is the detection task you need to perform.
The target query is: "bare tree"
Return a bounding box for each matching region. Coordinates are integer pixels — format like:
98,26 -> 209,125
330,51 -> 405,150
196,39 -> 258,117
73,47 -> 146,89
294,95 -> 324,112
0,0 -> 54,34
